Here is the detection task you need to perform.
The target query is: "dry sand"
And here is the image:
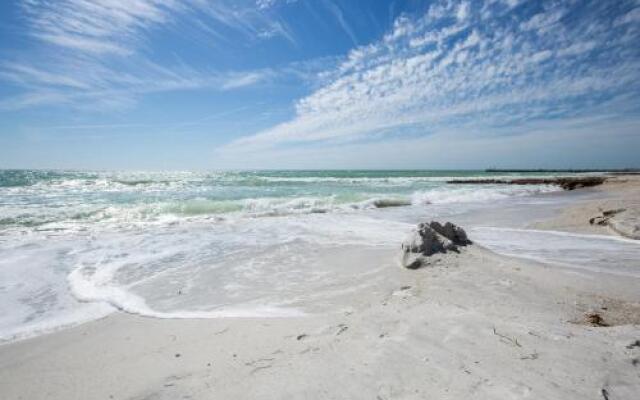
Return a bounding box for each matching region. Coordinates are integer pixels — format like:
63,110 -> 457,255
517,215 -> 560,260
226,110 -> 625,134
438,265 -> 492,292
1,178 -> 639,400
532,175 -> 640,236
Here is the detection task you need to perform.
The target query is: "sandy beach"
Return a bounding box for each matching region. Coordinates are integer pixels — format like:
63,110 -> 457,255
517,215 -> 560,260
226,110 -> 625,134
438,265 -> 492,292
1,177 -> 639,400
2,0 -> 640,398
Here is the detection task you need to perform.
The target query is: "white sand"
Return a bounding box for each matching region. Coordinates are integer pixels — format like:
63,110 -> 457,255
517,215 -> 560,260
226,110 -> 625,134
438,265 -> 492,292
532,175 -> 640,236
1,179 -> 639,400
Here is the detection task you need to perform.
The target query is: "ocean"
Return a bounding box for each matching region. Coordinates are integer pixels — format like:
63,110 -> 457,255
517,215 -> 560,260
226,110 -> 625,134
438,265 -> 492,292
1,169 -> 638,342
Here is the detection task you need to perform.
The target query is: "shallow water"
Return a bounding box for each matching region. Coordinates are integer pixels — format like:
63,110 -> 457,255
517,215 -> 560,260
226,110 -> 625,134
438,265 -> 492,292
471,227 -> 640,277
1,170 -> 638,342
0,169 -> 564,230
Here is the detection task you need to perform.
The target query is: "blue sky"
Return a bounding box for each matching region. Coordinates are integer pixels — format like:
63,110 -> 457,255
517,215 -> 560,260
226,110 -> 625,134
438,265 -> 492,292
1,0 -> 639,170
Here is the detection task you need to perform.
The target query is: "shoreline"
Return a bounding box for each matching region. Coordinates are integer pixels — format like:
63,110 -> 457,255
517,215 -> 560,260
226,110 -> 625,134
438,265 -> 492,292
1,179 -> 639,399
532,175 -> 640,238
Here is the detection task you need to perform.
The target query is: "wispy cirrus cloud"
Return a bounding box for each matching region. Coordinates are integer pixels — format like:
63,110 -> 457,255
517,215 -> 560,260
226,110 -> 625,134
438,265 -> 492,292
322,0 -> 359,46
20,0 -> 188,55
256,0 -> 299,11
212,111 -> 640,169
21,0 -> 299,55
0,55 -> 274,111
223,0 -> 640,151
221,71 -> 270,90
0,0 -> 301,110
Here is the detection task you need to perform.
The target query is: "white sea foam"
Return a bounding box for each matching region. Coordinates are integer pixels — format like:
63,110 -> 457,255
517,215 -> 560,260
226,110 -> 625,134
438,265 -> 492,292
471,227 -> 640,277
55,213 -> 405,327
67,266 -> 304,319
411,185 -> 560,205
0,187 -> 562,232
0,242 -> 115,343
0,170 -> 613,343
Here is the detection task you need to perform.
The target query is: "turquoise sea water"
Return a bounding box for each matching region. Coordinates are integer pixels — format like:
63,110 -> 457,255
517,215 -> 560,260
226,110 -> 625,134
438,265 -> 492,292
0,169 -> 564,229
3,169 -> 638,343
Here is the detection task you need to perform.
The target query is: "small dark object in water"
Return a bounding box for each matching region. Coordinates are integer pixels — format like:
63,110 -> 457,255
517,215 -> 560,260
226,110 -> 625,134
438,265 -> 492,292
175,353 -> 181,358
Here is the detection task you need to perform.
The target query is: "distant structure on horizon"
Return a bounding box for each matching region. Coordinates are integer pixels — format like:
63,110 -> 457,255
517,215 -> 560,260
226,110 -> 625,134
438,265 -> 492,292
485,169 -> 640,174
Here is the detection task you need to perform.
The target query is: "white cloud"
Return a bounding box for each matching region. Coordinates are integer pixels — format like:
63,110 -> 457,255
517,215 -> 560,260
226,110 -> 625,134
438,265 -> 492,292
323,0 -> 359,45
0,91 -> 71,111
521,8 -> 565,32
20,0 -> 302,54
0,62 -> 91,89
556,41 -> 596,57
615,6 -> 640,26
21,0 -> 185,55
213,115 -> 640,170
222,0 -> 640,153
1,0 -> 303,110
257,0 -> 278,9
221,72 -> 268,90
256,0 -> 298,10
0,56 -> 274,111
456,2 -> 470,21
530,50 -> 552,63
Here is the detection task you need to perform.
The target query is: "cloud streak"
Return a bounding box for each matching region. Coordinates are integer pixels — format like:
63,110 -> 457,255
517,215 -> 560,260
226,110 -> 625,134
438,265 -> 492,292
20,0 -> 301,55
21,0 -> 187,55
0,56 -> 274,110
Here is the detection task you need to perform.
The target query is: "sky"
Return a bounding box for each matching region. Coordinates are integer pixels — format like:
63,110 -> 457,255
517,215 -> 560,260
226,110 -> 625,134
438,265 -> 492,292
0,0 -> 639,170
